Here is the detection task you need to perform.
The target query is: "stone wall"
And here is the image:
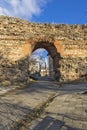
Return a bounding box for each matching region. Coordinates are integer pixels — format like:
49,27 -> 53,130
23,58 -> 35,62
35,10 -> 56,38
0,16 -> 87,83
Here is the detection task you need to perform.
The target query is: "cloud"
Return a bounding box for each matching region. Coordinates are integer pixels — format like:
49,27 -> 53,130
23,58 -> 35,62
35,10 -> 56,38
0,0 -> 50,20
0,7 -> 10,15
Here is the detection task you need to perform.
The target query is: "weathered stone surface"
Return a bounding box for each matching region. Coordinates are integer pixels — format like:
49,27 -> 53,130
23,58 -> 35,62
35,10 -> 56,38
0,16 -> 87,82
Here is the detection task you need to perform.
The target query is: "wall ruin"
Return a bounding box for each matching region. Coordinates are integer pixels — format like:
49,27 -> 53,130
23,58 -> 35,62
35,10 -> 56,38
0,16 -> 87,83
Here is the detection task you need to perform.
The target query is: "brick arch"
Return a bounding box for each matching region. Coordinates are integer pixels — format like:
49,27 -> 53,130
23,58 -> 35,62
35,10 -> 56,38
26,36 -> 62,56
32,41 -> 59,58
27,37 -> 61,62
26,37 -> 62,80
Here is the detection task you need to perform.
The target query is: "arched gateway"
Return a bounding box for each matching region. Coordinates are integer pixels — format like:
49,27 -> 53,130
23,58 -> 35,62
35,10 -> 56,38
28,37 -> 62,80
0,16 -> 87,83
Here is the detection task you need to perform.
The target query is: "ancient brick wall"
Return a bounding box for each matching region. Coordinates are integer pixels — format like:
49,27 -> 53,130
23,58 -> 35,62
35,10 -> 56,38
0,16 -> 87,83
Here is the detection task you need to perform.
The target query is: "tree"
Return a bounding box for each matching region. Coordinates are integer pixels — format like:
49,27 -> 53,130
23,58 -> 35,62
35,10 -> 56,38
28,56 -> 38,74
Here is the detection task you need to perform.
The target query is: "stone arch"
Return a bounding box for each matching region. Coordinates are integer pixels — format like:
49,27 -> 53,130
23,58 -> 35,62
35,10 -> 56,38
26,36 -> 62,80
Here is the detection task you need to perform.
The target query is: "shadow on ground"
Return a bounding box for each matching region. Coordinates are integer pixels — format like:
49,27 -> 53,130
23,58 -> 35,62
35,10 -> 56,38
0,100 -> 32,130
32,116 -> 81,130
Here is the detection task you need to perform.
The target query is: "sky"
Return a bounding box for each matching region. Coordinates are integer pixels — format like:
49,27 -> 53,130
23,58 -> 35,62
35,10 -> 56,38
31,49 -> 48,66
0,0 -> 87,24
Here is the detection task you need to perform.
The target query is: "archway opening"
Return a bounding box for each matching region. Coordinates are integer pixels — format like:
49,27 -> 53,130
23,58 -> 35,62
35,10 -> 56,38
29,48 -> 50,77
29,41 -> 61,81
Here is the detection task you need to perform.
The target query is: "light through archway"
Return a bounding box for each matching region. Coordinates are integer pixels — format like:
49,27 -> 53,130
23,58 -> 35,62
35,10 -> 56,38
29,48 -> 52,76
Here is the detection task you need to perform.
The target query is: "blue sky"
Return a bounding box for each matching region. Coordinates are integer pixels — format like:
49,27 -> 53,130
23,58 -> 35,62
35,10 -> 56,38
32,49 -> 48,64
34,0 -> 87,24
32,49 -> 48,57
0,0 -> 87,24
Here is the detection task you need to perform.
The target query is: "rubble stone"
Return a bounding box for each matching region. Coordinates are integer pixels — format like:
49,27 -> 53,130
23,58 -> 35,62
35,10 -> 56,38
0,16 -> 87,82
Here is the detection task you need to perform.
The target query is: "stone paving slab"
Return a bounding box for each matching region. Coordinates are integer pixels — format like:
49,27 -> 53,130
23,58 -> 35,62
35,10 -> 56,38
0,81 -> 59,130
26,83 -> 87,130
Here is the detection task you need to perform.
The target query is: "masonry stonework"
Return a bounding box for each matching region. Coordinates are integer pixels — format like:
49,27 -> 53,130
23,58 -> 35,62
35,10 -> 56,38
0,16 -> 87,83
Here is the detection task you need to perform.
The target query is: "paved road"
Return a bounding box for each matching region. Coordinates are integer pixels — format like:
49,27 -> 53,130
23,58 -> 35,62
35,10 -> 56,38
0,80 -> 59,130
0,80 -> 87,130
26,82 -> 87,130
